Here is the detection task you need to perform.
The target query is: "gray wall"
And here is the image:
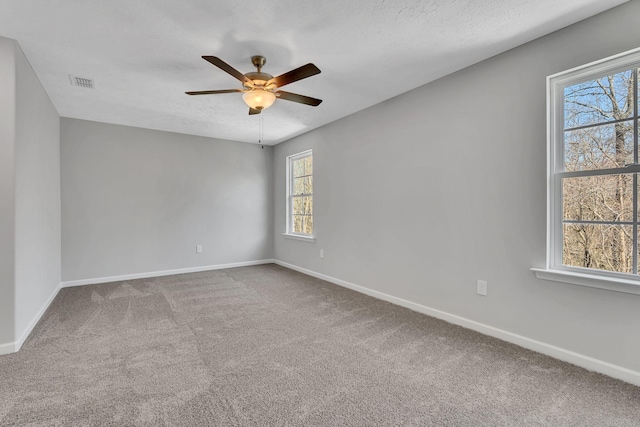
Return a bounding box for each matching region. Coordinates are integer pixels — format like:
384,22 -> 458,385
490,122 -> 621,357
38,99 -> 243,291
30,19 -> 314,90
0,37 -> 61,349
274,1 -> 640,372
61,119 -> 273,281
14,42 -> 61,340
0,38 -> 16,347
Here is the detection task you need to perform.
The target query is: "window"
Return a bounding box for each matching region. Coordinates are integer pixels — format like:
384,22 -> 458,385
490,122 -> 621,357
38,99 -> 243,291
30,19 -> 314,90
542,48 -> 640,290
286,150 -> 313,239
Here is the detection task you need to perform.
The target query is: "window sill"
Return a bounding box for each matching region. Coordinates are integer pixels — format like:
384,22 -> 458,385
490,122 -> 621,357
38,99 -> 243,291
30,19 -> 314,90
282,233 -> 316,243
531,268 -> 640,295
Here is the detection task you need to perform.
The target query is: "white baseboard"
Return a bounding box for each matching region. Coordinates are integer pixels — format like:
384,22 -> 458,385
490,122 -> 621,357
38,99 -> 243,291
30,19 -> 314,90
0,341 -> 16,356
15,282 -> 63,351
61,259 -> 276,288
0,281 -> 63,356
274,260 -> 640,388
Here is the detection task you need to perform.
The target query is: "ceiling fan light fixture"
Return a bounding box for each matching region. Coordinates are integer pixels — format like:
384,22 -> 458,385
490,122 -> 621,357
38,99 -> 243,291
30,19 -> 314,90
243,89 -> 276,110
187,56 -> 322,115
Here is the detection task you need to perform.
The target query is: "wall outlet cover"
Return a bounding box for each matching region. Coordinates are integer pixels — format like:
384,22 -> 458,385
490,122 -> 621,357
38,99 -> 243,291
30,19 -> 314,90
477,280 -> 487,296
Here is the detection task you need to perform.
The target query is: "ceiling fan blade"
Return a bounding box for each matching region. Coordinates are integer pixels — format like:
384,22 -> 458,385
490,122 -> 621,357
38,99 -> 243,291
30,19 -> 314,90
202,56 -> 253,85
185,89 -> 244,95
270,63 -> 321,88
276,91 -> 323,106
249,107 -> 262,115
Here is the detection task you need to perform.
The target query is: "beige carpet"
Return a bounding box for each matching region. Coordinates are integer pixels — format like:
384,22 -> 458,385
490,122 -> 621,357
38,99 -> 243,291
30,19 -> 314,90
1,264 -> 639,426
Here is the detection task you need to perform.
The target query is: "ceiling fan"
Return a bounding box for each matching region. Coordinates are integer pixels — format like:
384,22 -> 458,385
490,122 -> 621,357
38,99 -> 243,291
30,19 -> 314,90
186,55 -> 322,115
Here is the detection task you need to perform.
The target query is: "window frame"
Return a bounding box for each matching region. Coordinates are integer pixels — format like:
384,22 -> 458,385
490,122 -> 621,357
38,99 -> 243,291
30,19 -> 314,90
535,47 -> 640,295
284,150 -> 315,242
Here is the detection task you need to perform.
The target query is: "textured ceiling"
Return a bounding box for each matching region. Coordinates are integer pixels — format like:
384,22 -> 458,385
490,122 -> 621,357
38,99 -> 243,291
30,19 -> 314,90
0,0 -> 628,145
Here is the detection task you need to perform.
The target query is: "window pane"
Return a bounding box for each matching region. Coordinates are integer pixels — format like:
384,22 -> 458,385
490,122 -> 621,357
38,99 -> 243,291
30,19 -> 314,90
292,215 -> 312,235
293,177 -> 312,195
563,174 -> 633,222
293,158 -> 307,178
564,70 -> 634,129
293,196 -> 312,214
563,223 -> 633,273
288,152 -> 312,236
638,229 -> 640,272
293,215 -> 304,233
304,156 -> 313,176
564,121 -> 633,171
304,215 -> 313,235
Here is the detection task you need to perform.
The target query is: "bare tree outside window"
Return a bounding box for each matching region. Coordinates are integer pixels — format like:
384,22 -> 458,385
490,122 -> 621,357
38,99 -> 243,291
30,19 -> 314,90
288,151 -> 313,236
562,69 -> 637,273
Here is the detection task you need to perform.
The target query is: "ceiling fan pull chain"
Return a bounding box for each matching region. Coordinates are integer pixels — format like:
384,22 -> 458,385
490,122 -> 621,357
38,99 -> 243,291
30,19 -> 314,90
260,115 -> 264,149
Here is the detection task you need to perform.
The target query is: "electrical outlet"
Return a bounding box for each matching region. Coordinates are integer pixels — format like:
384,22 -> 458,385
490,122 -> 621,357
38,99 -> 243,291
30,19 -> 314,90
320,249 -> 324,259
196,245 -> 203,253
476,280 -> 487,296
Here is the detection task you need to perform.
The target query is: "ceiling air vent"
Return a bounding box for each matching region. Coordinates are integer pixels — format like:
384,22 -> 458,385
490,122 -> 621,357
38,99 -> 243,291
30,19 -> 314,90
69,75 -> 94,89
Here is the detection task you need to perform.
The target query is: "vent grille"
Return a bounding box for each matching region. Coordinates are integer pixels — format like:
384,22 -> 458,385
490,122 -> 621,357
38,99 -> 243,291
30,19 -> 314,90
69,75 -> 94,89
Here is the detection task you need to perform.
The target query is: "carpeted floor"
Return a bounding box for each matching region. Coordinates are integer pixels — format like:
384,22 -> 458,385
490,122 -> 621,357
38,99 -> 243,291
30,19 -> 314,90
1,264 -> 639,426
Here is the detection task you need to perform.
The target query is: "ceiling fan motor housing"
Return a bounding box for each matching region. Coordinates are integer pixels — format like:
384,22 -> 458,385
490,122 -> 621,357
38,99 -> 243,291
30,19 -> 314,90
244,55 -> 275,89
243,71 -> 274,89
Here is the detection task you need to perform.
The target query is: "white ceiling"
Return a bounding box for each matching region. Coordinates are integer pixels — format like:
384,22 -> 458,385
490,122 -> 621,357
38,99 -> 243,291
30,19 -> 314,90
0,0 -> 628,145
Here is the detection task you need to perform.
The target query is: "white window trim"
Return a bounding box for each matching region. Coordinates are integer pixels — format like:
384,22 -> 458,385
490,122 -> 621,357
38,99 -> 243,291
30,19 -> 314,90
284,149 -> 315,241
531,268 -> 640,295
282,233 -> 316,242
534,47 -> 640,295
